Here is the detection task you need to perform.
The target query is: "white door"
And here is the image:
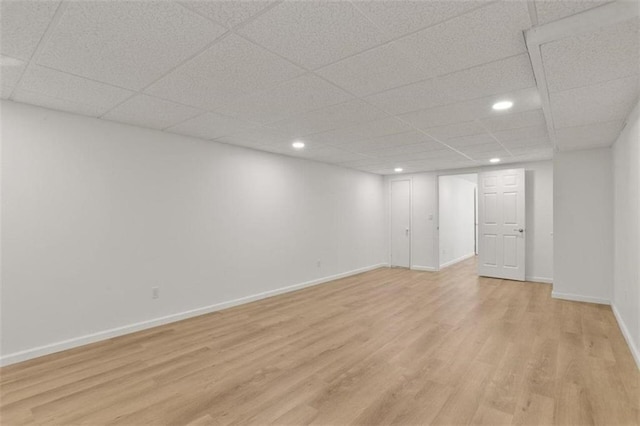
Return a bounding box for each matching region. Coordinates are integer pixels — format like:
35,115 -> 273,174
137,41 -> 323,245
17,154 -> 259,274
478,169 -> 526,281
390,180 -> 411,268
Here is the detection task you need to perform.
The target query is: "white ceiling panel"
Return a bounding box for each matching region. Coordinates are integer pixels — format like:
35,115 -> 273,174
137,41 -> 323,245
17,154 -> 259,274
1,56 -> 26,99
316,42 -> 427,97
146,34 -> 304,111
220,74 -> 352,124
18,65 -> 132,113
400,87 -> 542,129
13,89 -> 106,117
364,54 -> 535,115
534,0 -> 611,25
458,141 -> 507,154
366,141 -> 444,158
500,136 -> 553,149
445,133 -> 497,149
103,95 -> 202,130
492,124 -> 549,144
212,126 -> 292,148
508,146 -> 554,159
266,100 -> 387,138
394,1 -> 530,80
303,117 -> 413,146
237,1 -> 390,70
480,109 -> 546,132
0,0 -> 59,61
166,112 -> 257,140
341,131 -> 437,153
541,18 -> 640,93
179,1 -> 276,29
37,1 -> 227,90
555,120 -> 624,150
423,120 -> 487,141
550,75 -> 639,128
352,1 -> 485,39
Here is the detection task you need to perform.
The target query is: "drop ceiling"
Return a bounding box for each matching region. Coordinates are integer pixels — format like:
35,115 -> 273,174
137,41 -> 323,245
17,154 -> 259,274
1,0 -> 638,175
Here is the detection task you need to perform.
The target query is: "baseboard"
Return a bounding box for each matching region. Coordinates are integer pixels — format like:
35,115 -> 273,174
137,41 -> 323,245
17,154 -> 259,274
439,253 -> 475,269
411,265 -> 437,272
611,303 -> 640,370
525,276 -> 553,284
551,291 -> 610,305
0,263 -> 388,367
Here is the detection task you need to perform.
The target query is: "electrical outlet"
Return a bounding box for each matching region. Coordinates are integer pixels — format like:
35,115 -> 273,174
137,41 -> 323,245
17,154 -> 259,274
152,287 -> 159,299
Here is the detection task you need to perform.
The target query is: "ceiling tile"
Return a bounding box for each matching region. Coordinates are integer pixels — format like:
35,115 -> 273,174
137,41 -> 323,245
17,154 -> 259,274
179,1 -> 276,29
534,0 -> 611,25
267,100 -> 387,138
367,142 -> 444,158
0,0 -> 59,60
103,95 -> 202,130
13,89 -> 105,117
341,130 -> 436,152
501,136 -> 552,150
373,147 -> 460,163
166,112 -> 257,140
146,34 -> 304,111
458,141 -> 507,154
364,54 -> 535,115
211,126 -> 291,147
480,109 -> 546,132
445,133 -> 496,149
465,150 -> 511,161
37,1 -> 227,90
541,18 -> 639,93
394,1 -> 530,79
423,120 -> 487,141
220,74 -> 352,124
237,1 -> 390,70
1,56 -> 26,99
352,1 -> 484,39
508,146 -> 554,160
550,75 -> 639,128
306,117 -> 414,146
18,65 -> 132,113
400,87 -> 542,129
492,124 -> 549,144
555,120 -> 624,150
316,42 -> 428,97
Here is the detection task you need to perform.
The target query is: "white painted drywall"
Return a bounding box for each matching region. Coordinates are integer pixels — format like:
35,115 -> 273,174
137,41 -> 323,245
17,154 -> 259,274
385,161 -> 553,281
0,101 -> 386,364
438,174 -> 477,268
612,100 -> 640,367
553,148 -> 613,304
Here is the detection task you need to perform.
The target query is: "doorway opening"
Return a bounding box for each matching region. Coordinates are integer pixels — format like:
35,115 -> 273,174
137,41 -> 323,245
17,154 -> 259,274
438,173 -> 478,269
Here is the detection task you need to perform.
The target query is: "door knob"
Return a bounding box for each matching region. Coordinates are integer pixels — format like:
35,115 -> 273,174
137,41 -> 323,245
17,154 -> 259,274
514,228 -> 524,233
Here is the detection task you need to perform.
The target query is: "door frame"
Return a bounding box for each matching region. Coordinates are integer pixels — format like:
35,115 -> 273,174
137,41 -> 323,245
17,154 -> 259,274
388,178 -> 413,268
435,172 -> 479,271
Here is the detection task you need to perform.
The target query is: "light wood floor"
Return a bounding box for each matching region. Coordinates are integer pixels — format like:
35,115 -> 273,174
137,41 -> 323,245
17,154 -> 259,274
1,257 -> 638,425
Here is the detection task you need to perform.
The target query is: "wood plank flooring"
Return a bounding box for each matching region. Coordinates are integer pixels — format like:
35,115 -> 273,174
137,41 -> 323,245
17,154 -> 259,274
1,257 -> 638,425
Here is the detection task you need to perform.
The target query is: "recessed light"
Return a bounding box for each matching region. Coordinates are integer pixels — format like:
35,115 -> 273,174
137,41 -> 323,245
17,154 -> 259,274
490,158 -> 501,163
292,141 -> 305,149
492,100 -> 513,111
394,167 -> 404,172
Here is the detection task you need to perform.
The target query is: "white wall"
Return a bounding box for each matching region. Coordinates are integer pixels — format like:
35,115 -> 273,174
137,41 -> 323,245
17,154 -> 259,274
385,161 -> 553,281
553,148 -> 613,304
438,174 -> 476,268
0,101 -> 386,365
612,101 -> 640,367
